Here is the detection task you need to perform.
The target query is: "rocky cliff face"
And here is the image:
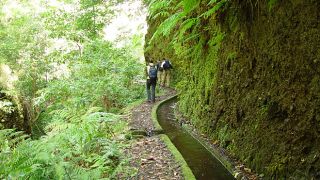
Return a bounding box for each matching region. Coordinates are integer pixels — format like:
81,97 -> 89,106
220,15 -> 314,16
145,0 -> 320,178
212,0 -> 320,178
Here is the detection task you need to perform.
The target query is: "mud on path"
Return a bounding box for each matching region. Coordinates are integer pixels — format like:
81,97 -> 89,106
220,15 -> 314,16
125,88 -> 184,179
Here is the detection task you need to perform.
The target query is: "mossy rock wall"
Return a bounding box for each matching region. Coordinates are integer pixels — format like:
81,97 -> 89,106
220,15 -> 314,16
213,0 -> 320,178
145,0 -> 320,178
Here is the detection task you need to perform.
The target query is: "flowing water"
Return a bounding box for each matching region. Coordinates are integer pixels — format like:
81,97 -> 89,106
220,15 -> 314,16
157,98 -> 235,180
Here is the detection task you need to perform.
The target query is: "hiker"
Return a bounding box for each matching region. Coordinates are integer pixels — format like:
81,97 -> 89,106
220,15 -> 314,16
160,58 -> 173,87
156,60 -> 163,86
146,62 -> 158,103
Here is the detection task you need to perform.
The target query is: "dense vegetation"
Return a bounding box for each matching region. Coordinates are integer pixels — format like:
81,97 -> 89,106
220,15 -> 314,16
145,0 -> 320,179
1,0 -> 319,179
0,0 -> 145,178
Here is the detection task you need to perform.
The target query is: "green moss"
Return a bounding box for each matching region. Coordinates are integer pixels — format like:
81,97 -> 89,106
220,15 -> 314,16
268,0 -> 278,11
159,134 -> 196,180
151,102 -> 164,131
227,51 -> 237,61
152,95 -> 195,179
145,0 -> 320,179
152,95 -> 177,131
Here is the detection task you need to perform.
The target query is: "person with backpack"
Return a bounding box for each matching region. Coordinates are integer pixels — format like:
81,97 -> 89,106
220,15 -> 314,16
156,60 -> 163,86
160,58 -> 173,87
146,62 -> 158,103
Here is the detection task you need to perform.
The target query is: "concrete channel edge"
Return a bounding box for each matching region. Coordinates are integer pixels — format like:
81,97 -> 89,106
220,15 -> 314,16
152,95 -> 196,180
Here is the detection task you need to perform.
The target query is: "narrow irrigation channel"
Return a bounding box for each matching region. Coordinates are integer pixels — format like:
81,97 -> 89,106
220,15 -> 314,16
157,98 -> 235,180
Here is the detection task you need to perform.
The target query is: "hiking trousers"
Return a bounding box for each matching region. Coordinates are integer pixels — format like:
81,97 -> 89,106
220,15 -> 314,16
146,78 -> 157,102
162,70 -> 171,87
157,70 -> 163,86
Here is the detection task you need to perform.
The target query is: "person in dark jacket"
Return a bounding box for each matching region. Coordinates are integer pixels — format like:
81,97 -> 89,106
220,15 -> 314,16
146,62 -> 158,103
160,58 -> 173,87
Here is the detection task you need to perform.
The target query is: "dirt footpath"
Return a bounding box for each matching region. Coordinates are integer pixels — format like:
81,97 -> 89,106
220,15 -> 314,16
125,88 -> 183,179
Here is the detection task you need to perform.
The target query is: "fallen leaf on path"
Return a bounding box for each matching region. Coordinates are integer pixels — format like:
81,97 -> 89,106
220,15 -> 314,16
141,159 -> 148,165
213,140 -> 219,145
147,156 -> 155,161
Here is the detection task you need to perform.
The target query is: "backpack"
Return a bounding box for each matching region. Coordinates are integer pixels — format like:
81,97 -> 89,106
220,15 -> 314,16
157,62 -> 163,71
162,60 -> 172,70
149,66 -> 157,79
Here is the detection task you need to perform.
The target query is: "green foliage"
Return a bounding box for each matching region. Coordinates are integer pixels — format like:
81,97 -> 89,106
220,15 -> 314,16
147,0 -> 228,45
43,0 -> 120,40
76,0 -> 109,38
36,39 -> 144,113
200,0 -> 227,19
175,18 -> 200,43
183,0 -> 200,14
217,124 -> 231,147
146,0 -> 229,132
147,0 -> 320,179
268,0 -> 278,10
150,11 -> 184,41
148,0 -> 175,17
0,109 -> 127,179
0,0 -> 145,178
1,46 -> 143,176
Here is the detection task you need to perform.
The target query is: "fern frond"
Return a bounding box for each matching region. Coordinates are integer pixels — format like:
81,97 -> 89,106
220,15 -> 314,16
148,0 -> 173,17
8,134 -> 29,147
182,33 -> 200,43
176,18 -> 200,41
175,1 -> 184,11
208,0 -> 219,5
85,112 -> 119,123
183,0 -> 200,14
152,11 -> 170,20
46,122 -> 75,135
149,11 -> 184,43
54,162 -> 66,180
200,0 -> 227,19
0,129 -> 15,138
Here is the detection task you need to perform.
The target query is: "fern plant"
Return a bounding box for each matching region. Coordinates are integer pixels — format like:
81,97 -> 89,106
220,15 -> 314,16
183,0 -> 200,14
0,108 -> 128,179
147,0 -> 228,56
200,0 -> 228,19
146,0 -> 229,135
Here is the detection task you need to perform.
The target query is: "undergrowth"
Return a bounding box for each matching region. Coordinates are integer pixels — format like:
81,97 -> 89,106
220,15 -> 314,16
0,112 -> 125,179
0,39 -> 144,179
0,0 -> 146,178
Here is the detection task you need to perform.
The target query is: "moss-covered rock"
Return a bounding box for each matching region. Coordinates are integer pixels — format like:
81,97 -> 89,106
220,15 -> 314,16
145,0 -> 320,178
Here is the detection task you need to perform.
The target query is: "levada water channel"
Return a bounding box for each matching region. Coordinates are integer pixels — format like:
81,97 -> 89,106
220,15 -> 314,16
157,97 -> 235,180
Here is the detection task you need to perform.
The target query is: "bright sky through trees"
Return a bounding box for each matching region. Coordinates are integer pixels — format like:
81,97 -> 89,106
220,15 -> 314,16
104,1 -> 147,44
